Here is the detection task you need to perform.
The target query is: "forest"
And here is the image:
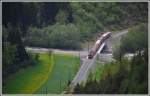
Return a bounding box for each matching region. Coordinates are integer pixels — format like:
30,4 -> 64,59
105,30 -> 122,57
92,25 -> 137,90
3,2 -> 147,48
2,2 -> 148,94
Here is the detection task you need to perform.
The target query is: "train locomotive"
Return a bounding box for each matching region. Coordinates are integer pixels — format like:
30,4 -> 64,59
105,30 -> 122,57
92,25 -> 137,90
88,32 -> 111,59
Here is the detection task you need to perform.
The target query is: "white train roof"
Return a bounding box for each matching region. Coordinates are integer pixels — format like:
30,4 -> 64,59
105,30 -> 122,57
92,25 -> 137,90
102,32 -> 111,37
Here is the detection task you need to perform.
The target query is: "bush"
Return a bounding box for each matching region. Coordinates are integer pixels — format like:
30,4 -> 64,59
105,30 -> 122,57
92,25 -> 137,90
120,23 -> 148,53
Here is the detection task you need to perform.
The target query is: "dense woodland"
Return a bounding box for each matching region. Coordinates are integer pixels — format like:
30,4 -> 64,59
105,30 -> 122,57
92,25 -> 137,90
2,2 -> 148,93
3,3 -> 147,48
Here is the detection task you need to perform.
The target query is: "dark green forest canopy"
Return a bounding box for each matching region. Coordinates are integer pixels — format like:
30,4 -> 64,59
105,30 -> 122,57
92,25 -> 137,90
3,2 -> 148,49
3,2 -> 71,32
3,2 -> 148,33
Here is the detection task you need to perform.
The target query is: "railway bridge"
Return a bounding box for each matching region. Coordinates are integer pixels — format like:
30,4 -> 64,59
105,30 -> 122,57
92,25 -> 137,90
69,30 -> 129,93
70,32 -> 111,89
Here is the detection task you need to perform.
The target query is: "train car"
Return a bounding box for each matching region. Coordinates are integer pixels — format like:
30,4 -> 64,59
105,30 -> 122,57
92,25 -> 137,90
88,32 -> 111,59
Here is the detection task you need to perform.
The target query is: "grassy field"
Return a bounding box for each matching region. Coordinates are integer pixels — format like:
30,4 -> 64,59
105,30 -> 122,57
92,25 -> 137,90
3,53 -> 80,94
36,53 -> 80,94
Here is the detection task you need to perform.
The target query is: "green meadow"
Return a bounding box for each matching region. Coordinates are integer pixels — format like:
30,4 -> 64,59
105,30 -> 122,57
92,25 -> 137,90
3,53 -> 80,94
36,53 -> 80,94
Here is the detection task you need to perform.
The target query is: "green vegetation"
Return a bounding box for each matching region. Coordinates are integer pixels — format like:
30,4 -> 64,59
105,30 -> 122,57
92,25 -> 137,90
91,61 -> 121,82
74,51 -> 148,94
23,2 -> 147,49
36,53 -> 80,94
3,53 -> 80,94
120,23 -> 148,53
73,23 -> 148,94
113,23 -> 148,60
25,24 -> 80,49
3,2 -> 148,49
3,53 -> 53,93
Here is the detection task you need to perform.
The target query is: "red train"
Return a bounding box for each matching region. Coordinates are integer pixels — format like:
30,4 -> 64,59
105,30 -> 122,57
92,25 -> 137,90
88,32 -> 111,59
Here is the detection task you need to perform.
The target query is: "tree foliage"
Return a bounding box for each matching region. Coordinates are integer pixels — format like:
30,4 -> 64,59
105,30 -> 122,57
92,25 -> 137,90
120,23 -> 148,53
2,24 -> 38,78
3,2 -> 148,49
